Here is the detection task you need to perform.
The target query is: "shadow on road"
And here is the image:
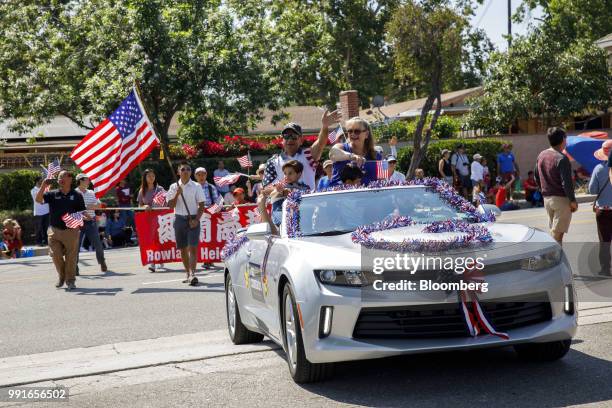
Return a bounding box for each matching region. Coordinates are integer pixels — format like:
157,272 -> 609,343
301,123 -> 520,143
79,270 -> 135,279
68,287 -> 123,296
291,344 -> 612,407
131,285 -> 224,294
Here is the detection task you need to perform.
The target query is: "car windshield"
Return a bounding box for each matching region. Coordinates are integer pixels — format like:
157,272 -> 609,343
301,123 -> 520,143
297,187 -> 473,237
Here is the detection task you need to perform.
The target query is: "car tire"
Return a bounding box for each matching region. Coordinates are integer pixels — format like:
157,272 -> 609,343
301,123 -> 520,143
281,283 -> 334,383
225,273 -> 264,345
514,339 -> 572,362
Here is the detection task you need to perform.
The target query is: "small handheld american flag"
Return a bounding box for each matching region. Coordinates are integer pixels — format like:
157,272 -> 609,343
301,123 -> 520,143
237,152 -> 252,169
273,177 -> 288,189
42,159 -> 61,180
328,125 -> 344,144
214,174 -> 241,187
152,188 -> 166,207
376,160 -> 390,179
62,212 -> 84,229
207,203 -> 222,214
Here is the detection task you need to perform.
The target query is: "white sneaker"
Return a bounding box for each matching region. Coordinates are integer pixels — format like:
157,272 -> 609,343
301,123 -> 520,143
79,247 -> 87,253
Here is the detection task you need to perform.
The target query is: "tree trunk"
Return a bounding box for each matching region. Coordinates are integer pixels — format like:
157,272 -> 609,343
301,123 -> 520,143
407,94 -> 436,177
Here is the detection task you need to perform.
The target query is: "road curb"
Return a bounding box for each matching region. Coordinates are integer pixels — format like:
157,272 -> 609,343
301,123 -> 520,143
0,330 -> 280,388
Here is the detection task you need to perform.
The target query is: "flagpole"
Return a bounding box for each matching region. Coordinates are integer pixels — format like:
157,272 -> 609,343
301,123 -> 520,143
134,80 -> 192,217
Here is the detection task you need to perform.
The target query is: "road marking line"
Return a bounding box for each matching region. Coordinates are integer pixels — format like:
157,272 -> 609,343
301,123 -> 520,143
142,275 -> 220,285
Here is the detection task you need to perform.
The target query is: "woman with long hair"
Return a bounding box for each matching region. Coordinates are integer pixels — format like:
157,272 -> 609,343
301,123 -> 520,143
328,117 -> 382,186
136,169 -> 166,272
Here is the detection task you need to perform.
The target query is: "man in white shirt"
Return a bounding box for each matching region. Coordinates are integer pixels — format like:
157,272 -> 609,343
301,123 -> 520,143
213,161 -> 230,195
387,156 -> 406,183
76,174 -> 107,273
31,177 -> 50,246
470,153 -> 485,188
167,163 -> 205,286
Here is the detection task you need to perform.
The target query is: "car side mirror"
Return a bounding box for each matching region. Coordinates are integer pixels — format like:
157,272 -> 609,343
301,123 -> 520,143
478,203 -> 501,219
245,222 -> 271,240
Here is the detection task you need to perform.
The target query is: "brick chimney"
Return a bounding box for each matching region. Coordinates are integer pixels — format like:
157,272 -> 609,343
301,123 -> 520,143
339,90 -> 360,124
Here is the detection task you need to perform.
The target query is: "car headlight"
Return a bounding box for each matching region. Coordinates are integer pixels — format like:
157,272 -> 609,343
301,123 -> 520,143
314,270 -> 368,286
520,248 -> 562,271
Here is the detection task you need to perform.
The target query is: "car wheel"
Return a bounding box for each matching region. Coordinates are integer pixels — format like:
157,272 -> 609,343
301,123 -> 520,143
514,339 -> 572,361
225,273 -> 264,345
281,283 -> 334,383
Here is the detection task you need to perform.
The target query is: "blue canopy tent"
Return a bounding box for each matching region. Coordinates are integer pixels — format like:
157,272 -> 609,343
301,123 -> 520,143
564,136 -> 605,174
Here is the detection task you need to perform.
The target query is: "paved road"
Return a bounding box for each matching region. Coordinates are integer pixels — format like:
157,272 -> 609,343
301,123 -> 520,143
6,323 -> 612,408
2,202 -> 612,407
0,248 -> 226,358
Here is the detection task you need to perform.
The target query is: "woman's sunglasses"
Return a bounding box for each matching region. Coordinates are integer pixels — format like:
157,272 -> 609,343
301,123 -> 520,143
347,128 -> 366,135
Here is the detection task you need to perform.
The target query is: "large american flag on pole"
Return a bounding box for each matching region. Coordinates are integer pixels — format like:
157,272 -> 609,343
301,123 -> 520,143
70,90 -> 160,198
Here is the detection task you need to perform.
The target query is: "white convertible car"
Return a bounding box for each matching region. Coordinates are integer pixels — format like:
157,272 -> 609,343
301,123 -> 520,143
222,181 -> 577,383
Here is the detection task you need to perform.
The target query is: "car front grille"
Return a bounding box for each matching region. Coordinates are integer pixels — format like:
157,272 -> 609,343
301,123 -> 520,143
352,293 -> 552,339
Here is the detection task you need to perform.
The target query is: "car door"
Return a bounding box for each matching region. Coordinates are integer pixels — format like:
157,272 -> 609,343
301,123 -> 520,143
243,235 -> 277,337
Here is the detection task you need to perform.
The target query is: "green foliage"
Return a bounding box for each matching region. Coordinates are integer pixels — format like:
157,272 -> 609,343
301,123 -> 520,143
466,34 -> 612,134
0,209 -> 35,245
0,170 -> 41,211
396,138 -> 508,177
372,115 -> 461,142
0,1 -> 280,146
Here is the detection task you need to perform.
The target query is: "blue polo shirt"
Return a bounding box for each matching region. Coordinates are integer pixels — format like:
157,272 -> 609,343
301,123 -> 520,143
497,152 -> 515,173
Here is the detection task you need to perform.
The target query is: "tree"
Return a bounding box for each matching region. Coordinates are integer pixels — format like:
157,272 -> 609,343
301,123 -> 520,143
465,32 -> 612,134
0,1 -> 281,150
387,0 -> 476,177
516,0 -> 612,45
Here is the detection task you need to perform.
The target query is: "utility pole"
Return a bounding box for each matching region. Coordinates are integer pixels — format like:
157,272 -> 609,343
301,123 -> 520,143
507,0 -> 512,48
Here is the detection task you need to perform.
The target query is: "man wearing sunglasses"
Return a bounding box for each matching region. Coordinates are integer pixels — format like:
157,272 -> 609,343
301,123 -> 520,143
262,110 -> 341,191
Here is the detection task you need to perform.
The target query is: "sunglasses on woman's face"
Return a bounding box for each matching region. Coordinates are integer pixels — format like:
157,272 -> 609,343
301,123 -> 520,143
347,128 -> 365,135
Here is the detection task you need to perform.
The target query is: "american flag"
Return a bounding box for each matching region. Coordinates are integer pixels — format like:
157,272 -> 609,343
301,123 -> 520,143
328,125 -> 344,144
214,173 -> 241,187
43,159 -> 61,180
273,177 -> 288,189
62,212 -> 84,229
70,90 -> 160,198
207,203 -> 222,214
376,160 -> 390,179
152,188 -> 166,207
237,152 -> 252,169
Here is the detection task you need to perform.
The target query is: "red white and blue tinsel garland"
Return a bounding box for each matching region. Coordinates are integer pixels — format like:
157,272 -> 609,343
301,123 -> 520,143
352,218 -> 493,253
221,233 -> 249,261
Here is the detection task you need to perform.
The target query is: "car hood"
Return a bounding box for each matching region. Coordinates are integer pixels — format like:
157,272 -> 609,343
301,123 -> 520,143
296,223 -> 535,256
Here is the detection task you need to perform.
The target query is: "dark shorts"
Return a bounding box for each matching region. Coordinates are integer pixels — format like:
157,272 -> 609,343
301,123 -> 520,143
501,172 -> 515,183
174,215 -> 200,249
460,175 -> 472,189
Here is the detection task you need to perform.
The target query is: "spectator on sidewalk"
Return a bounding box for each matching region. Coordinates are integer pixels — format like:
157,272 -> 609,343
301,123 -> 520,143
195,167 -> 222,270
2,219 -> 23,258
482,157 -> 491,191
497,143 -> 520,199
167,163 -> 205,286
491,176 -> 519,211
317,160 -> 334,191
535,127 -> 577,243
470,153 -> 484,190
438,149 -> 453,185
36,171 -> 86,291
31,177 -> 49,246
214,161 -> 231,197
414,168 -> 425,181
388,156 -> 406,182
589,140 -> 612,276
451,144 -> 471,198
247,164 -> 266,201
76,174 -> 108,273
115,179 -> 134,228
523,171 -> 543,207
105,210 -> 132,248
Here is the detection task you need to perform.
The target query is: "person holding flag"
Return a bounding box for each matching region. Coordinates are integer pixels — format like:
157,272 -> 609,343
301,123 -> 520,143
329,117 -> 383,186
136,168 -> 166,273
262,109 -> 341,190
76,173 -> 108,274
36,170 -> 86,291
194,166 -> 223,270
166,163 -> 206,286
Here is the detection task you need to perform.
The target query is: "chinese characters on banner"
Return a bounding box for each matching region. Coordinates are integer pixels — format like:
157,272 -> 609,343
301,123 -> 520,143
134,205 -> 261,265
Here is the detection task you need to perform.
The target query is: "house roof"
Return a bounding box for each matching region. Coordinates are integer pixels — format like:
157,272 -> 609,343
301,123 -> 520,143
360,86 -> 482,121
248,106 -> 325,135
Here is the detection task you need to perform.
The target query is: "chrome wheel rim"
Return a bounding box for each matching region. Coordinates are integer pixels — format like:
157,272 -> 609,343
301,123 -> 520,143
227,281 -> 236,338
284,295 -> 297,369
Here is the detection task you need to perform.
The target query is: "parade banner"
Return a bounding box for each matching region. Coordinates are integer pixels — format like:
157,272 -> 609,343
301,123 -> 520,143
134,205 -> 260,265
